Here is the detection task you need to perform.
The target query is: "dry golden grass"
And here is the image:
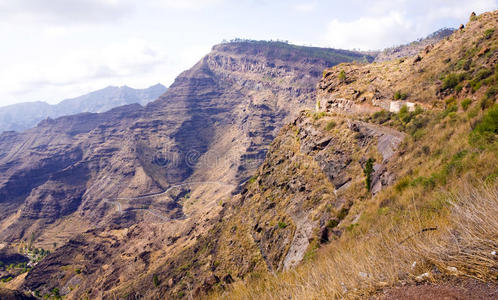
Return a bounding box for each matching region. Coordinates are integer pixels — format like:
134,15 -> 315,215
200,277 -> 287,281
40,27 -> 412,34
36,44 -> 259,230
209,85 -> 497,299
210,181 -> 497,300
414,183 -> 498,281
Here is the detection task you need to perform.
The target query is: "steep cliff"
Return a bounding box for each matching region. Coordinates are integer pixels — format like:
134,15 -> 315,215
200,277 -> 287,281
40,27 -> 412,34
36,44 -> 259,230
0,41 -> 373,298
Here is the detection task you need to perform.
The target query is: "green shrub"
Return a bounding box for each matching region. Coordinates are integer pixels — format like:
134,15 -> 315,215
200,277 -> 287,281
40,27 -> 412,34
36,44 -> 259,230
484,28 -> 495,39
153,274 -> 159,287
461,98 -> 472,111
411,176 -> 436,190
412,129 -> 426,140
337,207 -> 349,220
363,158 -> 375,191
470,103 -> 498,146
338,70 -> 346,82
442,73 -> 465,90
470,80 -> 483,92
456,58 -> 471,70
325,120 -> 336,130
398,105 -> 411,123
442,104 -> 458,118
475,68 -> 493,81
394,90 -> 408,100
313,111 -> 327,120
51,288 -> 60,298
444,150 -> 468,175
485,86 -> 496,98
327,219 -> 339,228
278,221 -> 288,229
395,177 -> 411,193
480,96 -> 494,110
371,110 -> 392,124
422,145 -> 431,155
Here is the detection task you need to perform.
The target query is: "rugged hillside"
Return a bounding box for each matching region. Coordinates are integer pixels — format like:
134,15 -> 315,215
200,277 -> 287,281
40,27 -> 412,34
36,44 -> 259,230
214,10 -> 497,299
18,11 -> 493,300
1,10 -> 496,299
104,9 -> 494,299
0,42 -> 373,298
0,84 -> 166,133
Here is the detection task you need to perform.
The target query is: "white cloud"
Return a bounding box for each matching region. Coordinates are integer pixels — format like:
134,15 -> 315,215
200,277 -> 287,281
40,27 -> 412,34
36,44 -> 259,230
0,39 -> 168,104
151,0 -> 224,10
0,0 -> 134,24
323,11 -> 415,50
292,3 -> 316,12
424,0 -> 497,21
322,0 -> 497,50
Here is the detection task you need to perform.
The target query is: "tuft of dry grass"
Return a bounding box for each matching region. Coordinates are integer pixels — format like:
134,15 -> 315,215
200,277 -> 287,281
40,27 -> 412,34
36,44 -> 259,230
414,183 -> 498,281
210,182 -> 497,299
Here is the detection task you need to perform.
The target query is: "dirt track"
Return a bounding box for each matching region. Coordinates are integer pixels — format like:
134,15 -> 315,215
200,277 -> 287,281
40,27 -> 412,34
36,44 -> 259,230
374,278 -> 498,300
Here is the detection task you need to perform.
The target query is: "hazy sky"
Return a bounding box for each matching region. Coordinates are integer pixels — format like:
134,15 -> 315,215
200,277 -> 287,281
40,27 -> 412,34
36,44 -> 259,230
0,0 -> 496,107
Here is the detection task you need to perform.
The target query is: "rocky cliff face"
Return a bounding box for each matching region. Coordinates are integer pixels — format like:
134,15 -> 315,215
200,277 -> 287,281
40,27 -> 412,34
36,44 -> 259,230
0,84 -> 166,133
0,41 -> 372,298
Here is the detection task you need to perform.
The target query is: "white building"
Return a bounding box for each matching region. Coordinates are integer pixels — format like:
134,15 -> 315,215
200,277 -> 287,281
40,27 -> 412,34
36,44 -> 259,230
389,101 -> 415,113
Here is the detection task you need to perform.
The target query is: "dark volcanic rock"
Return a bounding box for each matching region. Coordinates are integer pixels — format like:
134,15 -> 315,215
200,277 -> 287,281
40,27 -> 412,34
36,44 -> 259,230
0,288 -> 36,300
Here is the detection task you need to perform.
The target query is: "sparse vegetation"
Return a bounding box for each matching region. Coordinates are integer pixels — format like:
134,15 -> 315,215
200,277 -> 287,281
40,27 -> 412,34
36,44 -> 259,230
441,73 -> 466,90
363,158 -> 375,191
325,120 -> 336,130
461,98 -> 472,111
153,274 -> 160,287
483,28 -> 495,39
338,70 -> 346,82
469,103 -> 498,147
278,221 -> 288,229
394,90 -> 408,100
312,111 -> 327,120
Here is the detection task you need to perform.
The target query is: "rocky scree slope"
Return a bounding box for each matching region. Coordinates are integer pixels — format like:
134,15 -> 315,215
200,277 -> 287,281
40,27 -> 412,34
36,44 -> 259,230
0,41 -> 372,298
0,84 -> 166,133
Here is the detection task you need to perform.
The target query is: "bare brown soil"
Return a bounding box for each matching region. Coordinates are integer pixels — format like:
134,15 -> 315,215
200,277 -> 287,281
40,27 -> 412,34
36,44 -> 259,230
374,278 -> 498,300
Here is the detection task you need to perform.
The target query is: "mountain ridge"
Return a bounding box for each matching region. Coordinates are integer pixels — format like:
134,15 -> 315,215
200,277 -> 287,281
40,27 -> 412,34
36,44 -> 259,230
0,84 -> 166,133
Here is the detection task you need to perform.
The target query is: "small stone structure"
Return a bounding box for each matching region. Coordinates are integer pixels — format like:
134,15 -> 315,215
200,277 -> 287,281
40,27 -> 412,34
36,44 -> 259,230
389,101 -> 415,113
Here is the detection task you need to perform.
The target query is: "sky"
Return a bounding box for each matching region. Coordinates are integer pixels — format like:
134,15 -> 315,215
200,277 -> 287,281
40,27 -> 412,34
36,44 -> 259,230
0,0 -> 496,107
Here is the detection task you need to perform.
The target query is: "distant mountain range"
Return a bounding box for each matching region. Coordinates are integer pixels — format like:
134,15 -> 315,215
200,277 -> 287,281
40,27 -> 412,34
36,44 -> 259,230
0,83 -> 167,132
